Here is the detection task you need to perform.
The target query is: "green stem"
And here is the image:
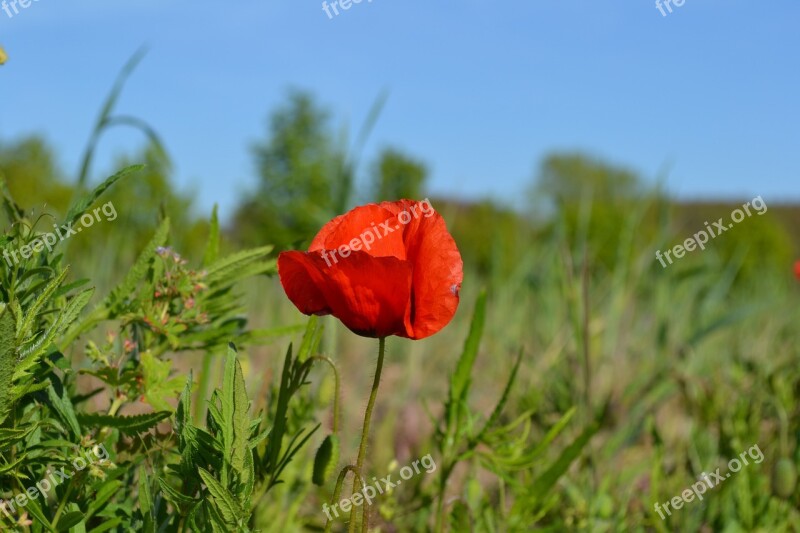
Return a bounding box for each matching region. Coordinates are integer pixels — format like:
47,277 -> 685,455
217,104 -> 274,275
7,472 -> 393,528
348,337 -> 386,533
434,464 -> 454,533
51,477 -> 77,529
324,465 -> 360,533
108,395 -> 124,417
310,355 -> 341,433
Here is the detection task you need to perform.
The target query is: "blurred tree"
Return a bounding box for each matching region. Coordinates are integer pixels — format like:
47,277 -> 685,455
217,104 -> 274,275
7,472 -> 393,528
233,91 -> 350,249
101,145 -> 205,252
370,148 -> 427,202
535,152 -> 643,204
532,152 -> 659,271
0,136 -> 74,219
673,201 -> 795,280
443,199 -> 534,279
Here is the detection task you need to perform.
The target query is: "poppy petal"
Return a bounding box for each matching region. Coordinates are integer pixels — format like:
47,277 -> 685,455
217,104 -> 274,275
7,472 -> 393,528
278,250 -> 413,338
398,203 -> 464,339
309,203 -> 407,260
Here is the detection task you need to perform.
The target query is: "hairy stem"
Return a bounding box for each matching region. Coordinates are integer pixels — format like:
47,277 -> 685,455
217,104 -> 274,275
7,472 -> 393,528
348,337 -> 386,533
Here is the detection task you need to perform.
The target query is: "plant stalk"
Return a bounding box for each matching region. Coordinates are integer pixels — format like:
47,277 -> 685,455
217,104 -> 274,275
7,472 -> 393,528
348,337 -> 386,533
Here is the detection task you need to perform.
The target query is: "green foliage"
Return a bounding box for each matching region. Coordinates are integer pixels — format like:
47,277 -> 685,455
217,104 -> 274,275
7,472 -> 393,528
428,292 -> 598,531
0,136 -> 73,217
234,91 -> 351,250
534,151 -> 644,204
0,174 -> 314,532
312,434 -> 339,486
444,199 -> 537,280
370,148 -> 427,202
2,59 -> 799,532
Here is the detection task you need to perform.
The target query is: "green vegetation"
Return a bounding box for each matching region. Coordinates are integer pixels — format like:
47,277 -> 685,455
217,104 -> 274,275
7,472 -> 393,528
1,69 -> 799,532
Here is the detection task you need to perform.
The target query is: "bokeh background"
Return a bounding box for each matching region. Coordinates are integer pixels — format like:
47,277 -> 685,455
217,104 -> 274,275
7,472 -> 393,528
2,1 -> 799,531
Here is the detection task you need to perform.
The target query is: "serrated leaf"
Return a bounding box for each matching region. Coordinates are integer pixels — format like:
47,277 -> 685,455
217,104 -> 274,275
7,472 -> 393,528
222,343 -> 251,491
141,351 -> 185,412
158,476 -> 201,507
106,217 -> 170,312
204,246 -> 274,285
198,467 -> 245,525
0,424 -> 36,451
65,165 -> 143,226
16,287 -> 95,377
137,467 -> 155,533
18,268 -> 69,342
77,411 -> 170,435
47,380 -> 81,438
0,306 -> 16,424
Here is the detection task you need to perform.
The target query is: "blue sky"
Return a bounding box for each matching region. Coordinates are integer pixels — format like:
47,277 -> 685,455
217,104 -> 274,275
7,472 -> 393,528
0,1 -> 798,219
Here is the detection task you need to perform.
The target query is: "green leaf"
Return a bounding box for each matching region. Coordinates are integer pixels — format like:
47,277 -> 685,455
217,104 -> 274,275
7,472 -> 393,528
450,291 -> 487,407
312,434 -> 340,486
177,372 -> 194,441
138,465 -> 155,533
443,291 -> 487,454
16,287 -> 95,376
46,380 -> 82,438
222,343 -> 251,492
471,349 -> 524,447
87,518 -> 123,533
23,497 -> 56,532
297,316 -> 322,363
17,268 -> 69,342
0,306 -> 17,424
76,47 -> 150,188
158,476 -> 201,507
529,416 -> 601,501
65,165 -> 143,226
198,468 -> 245,526
57,511 -> 86,532
204,246 -> 274,285
77,411 -> 171,435
83,479 -> 123,521
528,407 -> 577,461
106,217 -> 170,312
141,351 -> 185,412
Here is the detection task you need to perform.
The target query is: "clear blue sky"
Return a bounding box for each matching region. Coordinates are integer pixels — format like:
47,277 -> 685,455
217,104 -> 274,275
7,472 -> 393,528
1,1 -> 798,219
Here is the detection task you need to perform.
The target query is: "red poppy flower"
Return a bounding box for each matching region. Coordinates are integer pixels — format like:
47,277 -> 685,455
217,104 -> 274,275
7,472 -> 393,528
795,260 -> 800,280
278,199 -> 463,340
